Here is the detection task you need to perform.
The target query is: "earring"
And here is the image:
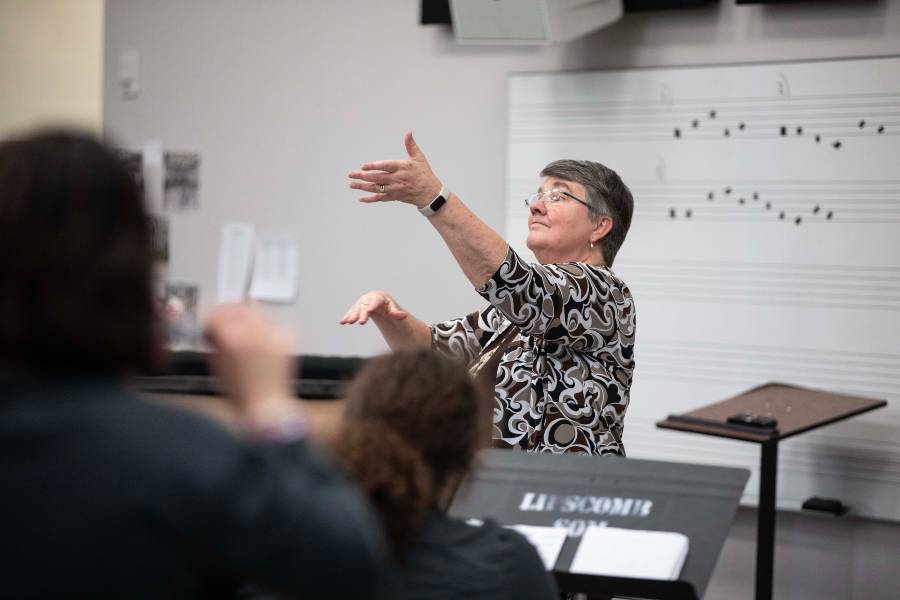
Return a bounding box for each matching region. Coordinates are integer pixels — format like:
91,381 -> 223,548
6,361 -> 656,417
590,241 -> 595,249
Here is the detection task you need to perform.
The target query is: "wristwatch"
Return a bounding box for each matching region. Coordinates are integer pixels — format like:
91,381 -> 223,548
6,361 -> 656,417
418,185 -> 449,217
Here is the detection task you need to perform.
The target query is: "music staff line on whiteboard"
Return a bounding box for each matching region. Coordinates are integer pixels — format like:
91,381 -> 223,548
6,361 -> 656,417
510,97 -> 898,148
625,179 -> 900,184
509,130 -> 897,143
509,90 -> 900,110
623,273 -> 900,291
508,128 -> 897,137
617,265 -> 900,310
508,120 -> 898,132
633,281 -> 900,300
634,204 -> 899,223
511,93 -> 900,111
622,257 -> 900,271
639,358 -> 900,393
631,187 -> 900,194
638,215 -> 899,223
638,372 -> 899,413
509,108 -> 900,125
627,291 -> 898,311
510,113 -> 900,126
509,179 -> 900,223
636,208 -> 895,216
513,178 -> 900,186
634,181 -> 899,223
636,194 -> 899,202
636,197 -> 899,204
641,337 -> 900,362
510,99 -> 900,116
641,355 -> 900,395
623,267 -> 900,285
511,120 -> 899,131
631,278 -> 900,298
621,259 -> 900,278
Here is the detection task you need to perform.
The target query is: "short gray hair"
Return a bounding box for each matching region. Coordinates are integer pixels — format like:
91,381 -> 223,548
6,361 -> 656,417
540,159 -> 633,267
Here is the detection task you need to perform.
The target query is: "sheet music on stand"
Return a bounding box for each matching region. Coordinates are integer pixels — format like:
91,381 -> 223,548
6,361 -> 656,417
570,526 -> 689,581
507,525 -> 568,570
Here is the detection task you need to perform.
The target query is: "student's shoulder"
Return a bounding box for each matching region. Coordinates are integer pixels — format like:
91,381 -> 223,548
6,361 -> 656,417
473,520 -> 558,599
91,389 -> 260,482
489,522 -> 544,564
457,518 -> 540,563
415,515 -> 556,598
109,390 -> 238,443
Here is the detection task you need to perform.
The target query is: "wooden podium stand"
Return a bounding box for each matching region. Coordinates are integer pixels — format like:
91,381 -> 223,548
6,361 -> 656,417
657,383 -> 887,600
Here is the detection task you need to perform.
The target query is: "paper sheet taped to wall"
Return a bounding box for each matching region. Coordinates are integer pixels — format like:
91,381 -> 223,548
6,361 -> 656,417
217,222 -> 255,303
249,235 -> 299,303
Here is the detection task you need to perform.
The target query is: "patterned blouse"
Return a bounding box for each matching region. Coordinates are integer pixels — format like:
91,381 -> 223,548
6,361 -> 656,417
432,247 -> 636,455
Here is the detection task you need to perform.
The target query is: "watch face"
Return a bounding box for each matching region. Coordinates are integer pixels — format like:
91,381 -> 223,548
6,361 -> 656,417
420,190 -> 448,216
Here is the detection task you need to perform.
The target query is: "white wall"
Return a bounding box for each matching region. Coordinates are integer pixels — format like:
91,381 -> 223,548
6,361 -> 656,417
0,0 -> 103,138
101,0 -> 900,359
103,1 -> 900,597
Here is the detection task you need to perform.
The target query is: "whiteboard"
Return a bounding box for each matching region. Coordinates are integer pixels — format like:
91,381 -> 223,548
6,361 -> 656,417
506,56 -> 900,521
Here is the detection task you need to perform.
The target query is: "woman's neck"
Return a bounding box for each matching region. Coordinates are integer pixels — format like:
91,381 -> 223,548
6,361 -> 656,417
536,248 -> 606,267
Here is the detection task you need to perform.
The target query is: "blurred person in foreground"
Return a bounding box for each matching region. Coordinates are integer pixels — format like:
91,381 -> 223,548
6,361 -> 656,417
341,133 -> 635,456
334,349 -> 558,600
0,130 -> 385,599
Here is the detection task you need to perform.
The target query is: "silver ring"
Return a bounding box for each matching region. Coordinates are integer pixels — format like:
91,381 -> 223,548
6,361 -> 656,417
379,184 -> 385,193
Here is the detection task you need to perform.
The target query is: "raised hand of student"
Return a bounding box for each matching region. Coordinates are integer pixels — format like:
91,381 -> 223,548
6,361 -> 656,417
204,303 -> 299,430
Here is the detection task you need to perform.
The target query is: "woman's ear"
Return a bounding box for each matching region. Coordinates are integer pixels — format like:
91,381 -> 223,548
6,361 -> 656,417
590,215 -> 614,244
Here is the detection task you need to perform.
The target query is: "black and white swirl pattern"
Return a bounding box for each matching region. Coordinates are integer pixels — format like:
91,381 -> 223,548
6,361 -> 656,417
432,247 -> 636,455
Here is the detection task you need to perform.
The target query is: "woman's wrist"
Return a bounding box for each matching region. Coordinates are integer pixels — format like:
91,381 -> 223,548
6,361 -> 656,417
413,180 -> 444,209
418,184 -> 449,217
238,398 -> 309,444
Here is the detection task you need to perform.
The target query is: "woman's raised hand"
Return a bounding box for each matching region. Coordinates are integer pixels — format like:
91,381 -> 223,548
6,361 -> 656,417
340,291 -> 409,325
204,303 -> 297,423
348,132 -> 442,208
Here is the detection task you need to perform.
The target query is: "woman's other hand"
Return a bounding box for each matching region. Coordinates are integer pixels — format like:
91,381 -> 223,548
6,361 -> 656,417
348,132 -> 442,207
339,291 -> 409,325
204,303 -> 298,426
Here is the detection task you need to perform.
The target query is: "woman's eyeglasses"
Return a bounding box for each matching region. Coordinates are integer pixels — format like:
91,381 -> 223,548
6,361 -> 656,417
524,189 -> 591,210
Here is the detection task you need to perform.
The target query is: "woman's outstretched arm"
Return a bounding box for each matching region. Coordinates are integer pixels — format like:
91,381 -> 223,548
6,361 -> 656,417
339,290 -> 431,350
348,132 -> 509,290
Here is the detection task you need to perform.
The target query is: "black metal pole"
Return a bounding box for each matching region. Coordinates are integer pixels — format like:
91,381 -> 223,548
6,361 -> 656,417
755,440 -> 778,600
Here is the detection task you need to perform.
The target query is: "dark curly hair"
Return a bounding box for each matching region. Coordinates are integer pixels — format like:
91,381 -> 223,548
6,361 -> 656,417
332,349 -> 488,553
0,130 -> 163,376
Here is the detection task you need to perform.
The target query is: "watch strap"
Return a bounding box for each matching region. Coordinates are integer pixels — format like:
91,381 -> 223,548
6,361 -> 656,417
419,186 -> 449,217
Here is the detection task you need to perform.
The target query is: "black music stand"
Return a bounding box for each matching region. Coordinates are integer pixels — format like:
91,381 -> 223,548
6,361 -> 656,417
450,449 -> 749,599
657,383 -> 887,600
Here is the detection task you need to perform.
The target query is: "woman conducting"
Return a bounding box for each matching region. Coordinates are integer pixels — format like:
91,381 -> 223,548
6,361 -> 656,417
341,133 -> 636,456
